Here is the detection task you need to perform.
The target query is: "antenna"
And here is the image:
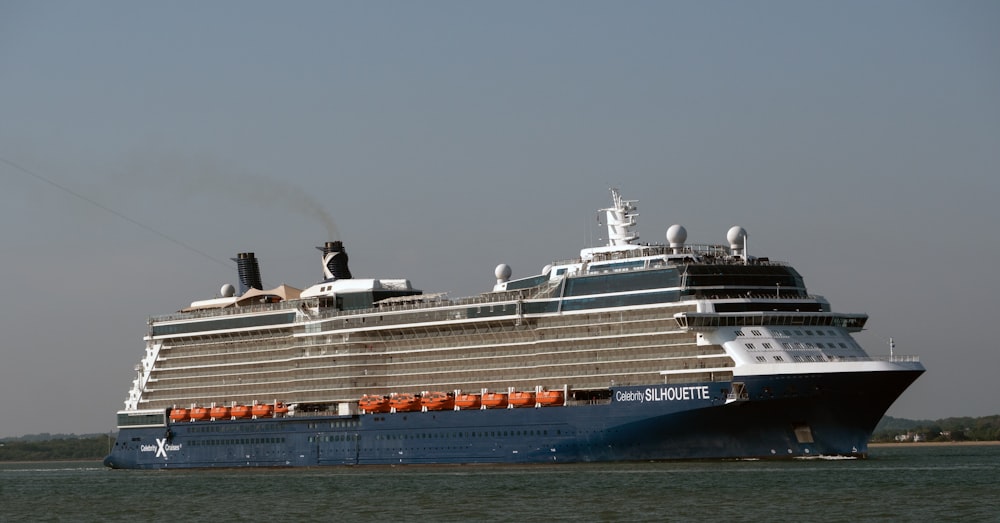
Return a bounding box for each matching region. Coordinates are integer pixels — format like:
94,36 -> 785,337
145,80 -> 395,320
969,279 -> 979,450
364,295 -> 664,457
1,155 -> 233,271
744,232 -> 748,265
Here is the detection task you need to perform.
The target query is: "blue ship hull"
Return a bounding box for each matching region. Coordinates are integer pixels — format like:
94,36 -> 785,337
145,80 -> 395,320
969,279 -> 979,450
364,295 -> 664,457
104,369 -> 921,469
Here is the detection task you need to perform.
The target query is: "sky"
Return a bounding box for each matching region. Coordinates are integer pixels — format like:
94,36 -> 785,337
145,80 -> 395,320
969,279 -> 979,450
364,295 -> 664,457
1,1 -> 997,437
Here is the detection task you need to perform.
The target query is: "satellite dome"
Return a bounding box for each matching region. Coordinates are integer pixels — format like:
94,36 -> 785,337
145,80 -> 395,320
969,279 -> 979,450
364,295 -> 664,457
495,263 -> 512,283
666,224 -> 687,247
221,283 -> 236,298
727,226 -> 748,252
542,264 -> 553,275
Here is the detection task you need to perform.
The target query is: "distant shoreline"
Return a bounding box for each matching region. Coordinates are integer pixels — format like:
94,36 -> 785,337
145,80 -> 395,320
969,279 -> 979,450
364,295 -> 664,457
869,441 -> 1000,448
0,459 -> 102,464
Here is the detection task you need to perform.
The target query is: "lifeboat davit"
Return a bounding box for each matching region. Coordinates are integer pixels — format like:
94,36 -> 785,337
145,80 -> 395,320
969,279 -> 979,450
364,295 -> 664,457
481,392 -> 508,409
508,391 -> 536,408
359,395 -> 391,414
421,391 -> 455,411
389,393 -> 421,412
209,405 -> 230,420
536,390 -> 565,407
169,408 -> 190,422
454,393 -> 481,410
189,407 -> 210,421
251,404 -> 273,418
230,405 -> 252,419
273,402 -> 289,417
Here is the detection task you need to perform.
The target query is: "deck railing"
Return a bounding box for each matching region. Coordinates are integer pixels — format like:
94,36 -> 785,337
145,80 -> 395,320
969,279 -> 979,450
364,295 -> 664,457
872,355 -> 921,363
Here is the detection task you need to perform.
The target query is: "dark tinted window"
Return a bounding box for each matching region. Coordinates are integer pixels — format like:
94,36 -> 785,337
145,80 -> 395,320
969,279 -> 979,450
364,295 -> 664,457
564,269 -> 680,297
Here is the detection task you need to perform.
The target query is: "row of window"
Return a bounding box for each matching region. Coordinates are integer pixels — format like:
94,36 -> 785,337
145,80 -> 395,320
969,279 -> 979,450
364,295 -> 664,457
186,423 -> 282,433
681,314 -> 864,329
152,313 -> 296,336
188,437 -> 286,446
117,412 -> 166,427
737,328 -> 840,338
564,269 -> 680,297
753,353 -> 866,363
183,420 -> 360,433
307,420 -> 360,429
744,341 -> 854,351
371,429 -> 560,441
305,429 -> 564,443
310,434 -> 358,442
683,264 -> 805,289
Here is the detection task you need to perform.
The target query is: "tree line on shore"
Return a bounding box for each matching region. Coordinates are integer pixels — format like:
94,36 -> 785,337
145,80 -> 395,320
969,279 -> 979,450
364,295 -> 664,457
0,434 -> 114,461
870,414 -> 1000,442
2,415 -> 998,461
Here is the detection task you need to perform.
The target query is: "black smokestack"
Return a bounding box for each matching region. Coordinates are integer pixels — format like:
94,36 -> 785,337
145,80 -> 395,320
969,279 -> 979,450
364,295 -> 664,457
233,252 -> 263,294
318,241 -> 352,281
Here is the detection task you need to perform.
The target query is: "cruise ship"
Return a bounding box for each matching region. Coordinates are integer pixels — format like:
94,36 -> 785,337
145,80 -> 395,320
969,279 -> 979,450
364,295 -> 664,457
104,189 -> 924,469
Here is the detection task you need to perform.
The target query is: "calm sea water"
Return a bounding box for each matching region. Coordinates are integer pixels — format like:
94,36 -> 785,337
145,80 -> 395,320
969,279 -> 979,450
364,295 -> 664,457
1,445 -> 998,522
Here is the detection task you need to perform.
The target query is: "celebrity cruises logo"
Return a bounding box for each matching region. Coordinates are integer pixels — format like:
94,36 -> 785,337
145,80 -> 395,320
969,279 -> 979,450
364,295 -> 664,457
140,438 -> 182,458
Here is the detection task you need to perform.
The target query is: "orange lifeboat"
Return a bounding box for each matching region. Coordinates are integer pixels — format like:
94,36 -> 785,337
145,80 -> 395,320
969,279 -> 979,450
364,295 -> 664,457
359,395 -> 391,414
454,393 -> 481,410
210,405 -> 230,420
230,405 -> 252,419
273,402 -> 289,417
169,408 -> 190,422
421,391 -> 455,411
508,391 -> 536,408
189,407 -> 210,421
536,389 -> 565,407
481,392 -> 508,409
251,404 -> 273,418
389,393 -> 421,412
